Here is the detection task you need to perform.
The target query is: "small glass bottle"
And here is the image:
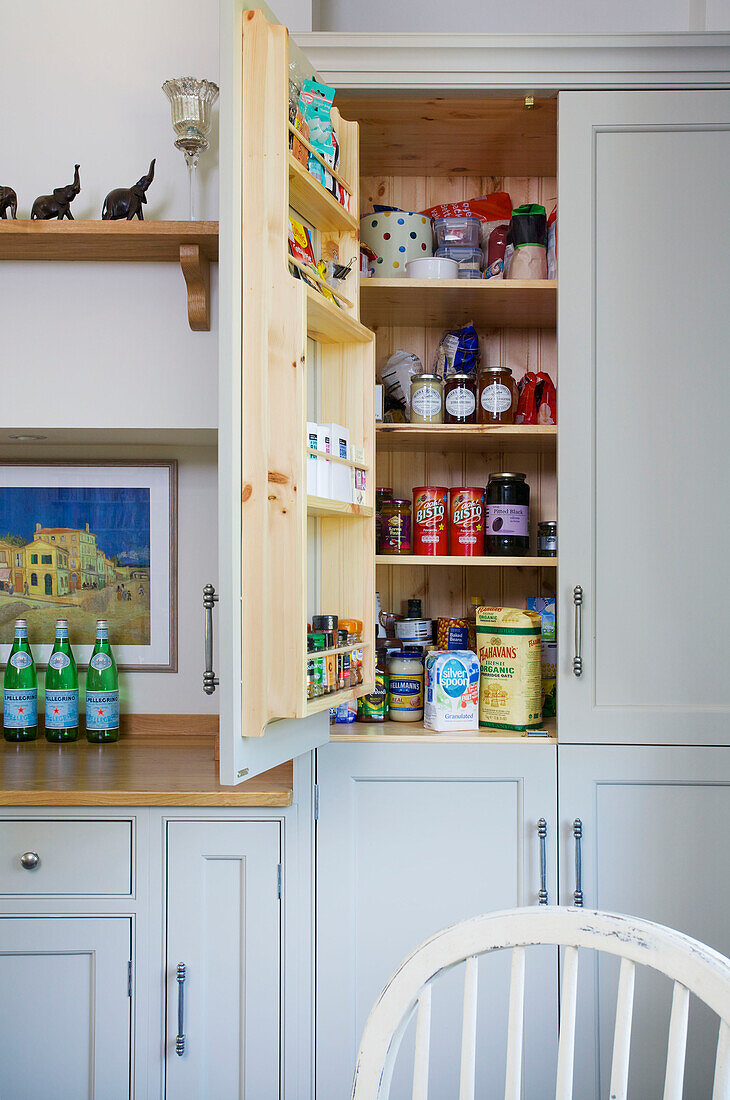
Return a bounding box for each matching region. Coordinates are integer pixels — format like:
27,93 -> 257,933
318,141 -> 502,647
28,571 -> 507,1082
444,372 -> 477,424
45,619 -> 79,742
380,499 -> 412,555
310,632 -> 326,697
410,373 -> 444,424
3,618 -> 37,742
478,365 -> 518,424
86,620 -> 119,743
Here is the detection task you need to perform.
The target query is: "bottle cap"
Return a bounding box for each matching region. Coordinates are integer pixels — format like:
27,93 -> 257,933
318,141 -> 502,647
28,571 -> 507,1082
15,619 -> 27,627
56,619 -> 69,627
312,614 -> 338,632
96,619 -> 108,628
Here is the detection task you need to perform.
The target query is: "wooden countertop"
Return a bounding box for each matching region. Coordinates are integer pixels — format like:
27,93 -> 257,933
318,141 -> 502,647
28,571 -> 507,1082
0,733 -> 293,807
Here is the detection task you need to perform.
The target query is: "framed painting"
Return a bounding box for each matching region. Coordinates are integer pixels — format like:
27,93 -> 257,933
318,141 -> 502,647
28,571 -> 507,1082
0,462 -> 177,671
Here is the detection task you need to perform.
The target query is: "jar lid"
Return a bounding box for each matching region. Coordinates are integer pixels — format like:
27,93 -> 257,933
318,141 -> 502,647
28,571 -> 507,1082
488,472 -> 526,481
312,614 -> 338,631
386,498 -> 411,507
538,521 -> 557,530
412,373 -> 441,383
447,372 -> 473,382
480,365 -> 512,376
376,487 -> 393,494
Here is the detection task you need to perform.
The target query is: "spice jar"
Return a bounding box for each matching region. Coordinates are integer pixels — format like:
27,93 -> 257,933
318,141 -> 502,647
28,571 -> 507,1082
478,365 -> 518,424
340,618 -> 363,685
444,372 -> 477,424
387,650 -> 424,722
380,498 -> 412,555
485,472 -> 530,556
308,632 -> 326,697
410,373 -> 444,424
375,488 -> 393,554
312,615 -> 338,692
537,521 -> 557,557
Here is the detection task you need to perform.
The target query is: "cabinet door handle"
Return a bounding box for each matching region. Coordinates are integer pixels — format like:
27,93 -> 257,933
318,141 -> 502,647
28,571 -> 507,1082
573,819 -> 584,907
19,851 -> 39,870
573,585 -> 584,676
175,962 -> 186,1056
537,818 -> 548,905
202,584 -> 219,695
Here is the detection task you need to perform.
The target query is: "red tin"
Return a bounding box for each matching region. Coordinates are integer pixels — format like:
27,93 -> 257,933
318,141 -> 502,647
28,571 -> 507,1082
413,486 -> 449,555
449,486 -> 485,556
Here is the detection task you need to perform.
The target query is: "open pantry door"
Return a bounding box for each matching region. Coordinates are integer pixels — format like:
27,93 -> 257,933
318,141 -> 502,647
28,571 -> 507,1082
218,2 -> 375,783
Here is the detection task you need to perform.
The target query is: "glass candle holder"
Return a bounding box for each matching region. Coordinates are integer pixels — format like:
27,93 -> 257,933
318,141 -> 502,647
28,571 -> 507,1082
162,77 -> 219,221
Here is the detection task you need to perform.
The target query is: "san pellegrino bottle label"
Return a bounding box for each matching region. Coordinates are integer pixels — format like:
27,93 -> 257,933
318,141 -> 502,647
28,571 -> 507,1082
90,653 -> 112,672
86,691 -> 119,730
4,619 -> 37,729
4,689 -> 37,728
45,619 -> 79,730
45,689 -> 79,729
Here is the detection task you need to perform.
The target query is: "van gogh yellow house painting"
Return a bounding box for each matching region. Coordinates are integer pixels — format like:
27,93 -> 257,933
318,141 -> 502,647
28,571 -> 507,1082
0,487 -> 151,646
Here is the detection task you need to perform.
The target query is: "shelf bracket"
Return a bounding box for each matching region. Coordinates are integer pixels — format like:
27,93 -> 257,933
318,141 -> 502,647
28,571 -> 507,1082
179,243 -> 211,331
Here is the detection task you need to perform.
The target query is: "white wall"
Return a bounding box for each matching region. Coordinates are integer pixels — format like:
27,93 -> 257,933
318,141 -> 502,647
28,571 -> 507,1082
2,0 -> 220,432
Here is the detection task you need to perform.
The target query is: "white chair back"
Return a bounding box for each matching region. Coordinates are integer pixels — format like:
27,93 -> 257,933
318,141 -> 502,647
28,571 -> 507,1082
352,906 -> 730,1100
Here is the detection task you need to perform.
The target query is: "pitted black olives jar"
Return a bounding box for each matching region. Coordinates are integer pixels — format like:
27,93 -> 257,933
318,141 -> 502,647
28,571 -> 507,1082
485,472 -> 530,556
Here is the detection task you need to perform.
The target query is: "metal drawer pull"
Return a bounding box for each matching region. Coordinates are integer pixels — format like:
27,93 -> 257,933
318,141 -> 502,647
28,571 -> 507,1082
20,851 -> 39,870
573,819 -> 584,908
537,818 -> 548,905
175,963 -> 186,1056
573,586 -> 583,676
202,583 -> 219,695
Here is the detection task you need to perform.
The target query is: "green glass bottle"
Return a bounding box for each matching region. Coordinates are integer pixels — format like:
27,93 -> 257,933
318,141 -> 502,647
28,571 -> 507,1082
3,618 -> 38,742
44,618 -> 79,742
85,620 -> 119,743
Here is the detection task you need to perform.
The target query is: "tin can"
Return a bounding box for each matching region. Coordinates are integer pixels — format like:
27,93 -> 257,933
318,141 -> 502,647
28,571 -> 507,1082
449,486 -> 484,557
412,486 -> 449,555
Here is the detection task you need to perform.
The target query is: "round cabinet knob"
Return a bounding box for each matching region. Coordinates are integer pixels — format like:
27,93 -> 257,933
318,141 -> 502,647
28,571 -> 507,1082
20,851 -> 39,870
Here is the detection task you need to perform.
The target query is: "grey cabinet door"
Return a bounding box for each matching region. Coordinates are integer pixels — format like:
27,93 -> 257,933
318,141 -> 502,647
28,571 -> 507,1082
316,742 -> 558,1099
558,89 -> 730,744
165,819 -> 281,1099
0,916 -> 132,1100
559,745 -> 730,1098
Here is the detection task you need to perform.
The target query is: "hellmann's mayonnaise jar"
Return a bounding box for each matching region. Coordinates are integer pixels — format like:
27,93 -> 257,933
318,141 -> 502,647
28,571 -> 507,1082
387,651 -> 424,722
476,606 -> 542,731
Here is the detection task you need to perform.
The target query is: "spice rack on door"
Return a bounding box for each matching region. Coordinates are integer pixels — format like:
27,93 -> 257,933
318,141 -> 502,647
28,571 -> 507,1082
238,11 -> 375,734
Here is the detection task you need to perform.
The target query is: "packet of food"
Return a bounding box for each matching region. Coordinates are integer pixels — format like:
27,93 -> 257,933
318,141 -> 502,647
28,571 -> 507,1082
288,217 -> 316,266
433,323 -> 480,377
298,79 -> 337,190
536,372 -> 557,424
421,192 -> 513,250
381,350 -> 424,420
515,372 -> 539,424
505,204 -> 548,281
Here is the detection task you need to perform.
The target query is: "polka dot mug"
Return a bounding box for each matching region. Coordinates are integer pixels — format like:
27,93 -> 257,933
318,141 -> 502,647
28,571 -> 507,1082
359,210 -> 433,277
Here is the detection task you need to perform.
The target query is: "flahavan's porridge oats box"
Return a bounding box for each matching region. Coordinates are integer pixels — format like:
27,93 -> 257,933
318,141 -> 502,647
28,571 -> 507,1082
476,606 -> 543,731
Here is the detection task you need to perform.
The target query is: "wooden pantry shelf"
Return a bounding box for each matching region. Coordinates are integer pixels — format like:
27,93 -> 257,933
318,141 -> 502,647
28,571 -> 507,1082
331,718 -> 557,743
288,154 -> 358,232
360,278 -> 556,329
0,219 -> 219,331
305,284 -> 373,344
376,554 -> 555,568
376,424 -> 556,454
307,496 -> 374,518
307,682 -> 373,717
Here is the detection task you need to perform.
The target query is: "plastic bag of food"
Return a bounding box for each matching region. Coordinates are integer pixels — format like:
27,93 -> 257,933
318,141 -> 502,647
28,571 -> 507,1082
515,372 -> 539,424
536,372 -> 557,424
547,205 -> 557,279
297,79 -> 339,192
505,204 -> 547,280
421,193 -> 513,249
486,224 -> 508,279
433,323 -> 480,378
381,350 -> 424,420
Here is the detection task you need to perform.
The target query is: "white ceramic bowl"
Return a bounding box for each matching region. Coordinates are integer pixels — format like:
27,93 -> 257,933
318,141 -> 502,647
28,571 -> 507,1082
405,257 -> 459,280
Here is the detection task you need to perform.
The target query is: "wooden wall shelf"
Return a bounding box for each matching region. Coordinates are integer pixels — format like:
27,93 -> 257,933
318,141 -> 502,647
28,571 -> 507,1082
307,496 -> 374,518
0,220 -> 219,331
305,284 -> 373,344
376,555 -> 555,567
376,424 -> 557,453
361,278 -> 556,328
288,154 -> 358,232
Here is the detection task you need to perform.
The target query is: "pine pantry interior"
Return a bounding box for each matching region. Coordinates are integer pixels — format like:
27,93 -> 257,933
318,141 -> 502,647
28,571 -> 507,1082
2,3 -> 730,1097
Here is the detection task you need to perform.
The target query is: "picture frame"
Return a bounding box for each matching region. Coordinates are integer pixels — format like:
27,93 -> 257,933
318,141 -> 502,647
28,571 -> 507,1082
0,461 -> 177,672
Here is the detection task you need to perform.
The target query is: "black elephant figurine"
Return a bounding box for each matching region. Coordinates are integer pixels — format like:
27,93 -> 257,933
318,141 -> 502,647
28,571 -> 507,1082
101,158 -> 156,220
30,164 -> 81,220
0,187 -> 17,219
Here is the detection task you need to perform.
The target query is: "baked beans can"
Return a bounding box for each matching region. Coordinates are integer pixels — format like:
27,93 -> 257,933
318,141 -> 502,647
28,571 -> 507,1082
413,486 -> 449,555
449,486 -> 485,556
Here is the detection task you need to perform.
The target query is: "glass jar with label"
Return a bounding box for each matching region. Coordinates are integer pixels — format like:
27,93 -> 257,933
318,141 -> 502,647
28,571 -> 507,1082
387,650 -> 424,722
477,365 -> 518,424
485,472 -> 530,556
375,487 -> 393,553
537,521 -> 557,557
444,372 -> 477,424
380,498 -> 412,555
410,373 -> 444,424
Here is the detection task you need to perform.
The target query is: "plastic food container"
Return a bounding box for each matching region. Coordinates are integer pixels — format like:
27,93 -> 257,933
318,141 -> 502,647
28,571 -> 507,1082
405,257 -> 458,280
435,246 -> 483,278
433,216 -> 481,249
